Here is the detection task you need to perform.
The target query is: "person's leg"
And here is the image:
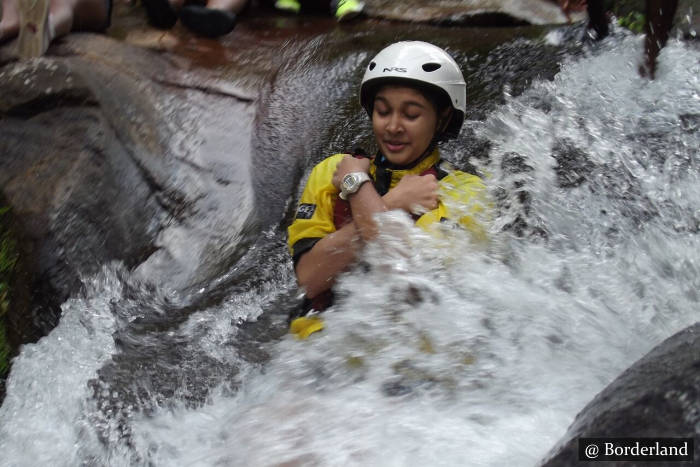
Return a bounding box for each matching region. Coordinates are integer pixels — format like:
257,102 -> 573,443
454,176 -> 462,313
13,0 -> 109,58
47,0 -> 74,37
70,0 -> 111,31
641,0 -> 678,79
0,0 -> 20,42
42,0 -> 109,39
585,0 -> 609,40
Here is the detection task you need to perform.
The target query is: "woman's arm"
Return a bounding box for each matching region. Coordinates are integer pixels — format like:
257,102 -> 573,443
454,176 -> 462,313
296,156 -> 387,298
295,156 -> 439,298
295,221 -> 361,299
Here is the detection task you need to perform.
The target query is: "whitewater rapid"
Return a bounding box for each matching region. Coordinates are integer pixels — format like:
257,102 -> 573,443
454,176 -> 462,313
1,29 -> 699,467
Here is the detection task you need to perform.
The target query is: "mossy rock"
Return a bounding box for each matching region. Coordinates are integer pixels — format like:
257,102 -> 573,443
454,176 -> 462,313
0,204 -> 18,379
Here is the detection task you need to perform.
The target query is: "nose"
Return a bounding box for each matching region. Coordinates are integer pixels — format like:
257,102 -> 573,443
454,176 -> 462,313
386,112 -> 402,134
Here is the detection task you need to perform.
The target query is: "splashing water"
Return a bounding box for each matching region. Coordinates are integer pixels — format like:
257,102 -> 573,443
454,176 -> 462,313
1,32 -> 699,467
0,265 -> 134,465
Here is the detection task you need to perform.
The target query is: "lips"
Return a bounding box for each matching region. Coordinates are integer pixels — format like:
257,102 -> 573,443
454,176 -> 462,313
384,141 -> 408,152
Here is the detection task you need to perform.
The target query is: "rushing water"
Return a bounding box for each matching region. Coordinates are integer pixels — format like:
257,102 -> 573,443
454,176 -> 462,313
1,29 -> 699,467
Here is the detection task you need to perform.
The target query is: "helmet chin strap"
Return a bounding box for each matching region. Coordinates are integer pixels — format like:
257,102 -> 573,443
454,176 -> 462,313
415,136 -> 440,166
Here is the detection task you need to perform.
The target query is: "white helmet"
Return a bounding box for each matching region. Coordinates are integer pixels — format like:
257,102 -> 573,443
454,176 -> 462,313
360,41 -> 467,140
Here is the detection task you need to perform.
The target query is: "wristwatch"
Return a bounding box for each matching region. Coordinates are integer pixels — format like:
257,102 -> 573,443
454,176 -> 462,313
339,172 -> 371,200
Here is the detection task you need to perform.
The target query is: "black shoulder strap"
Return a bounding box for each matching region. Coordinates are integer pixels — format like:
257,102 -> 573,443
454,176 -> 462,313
434,159 -> 451,180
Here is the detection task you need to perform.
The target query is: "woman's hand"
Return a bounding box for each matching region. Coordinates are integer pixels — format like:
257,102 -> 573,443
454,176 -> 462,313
332,155 -> 371,190
384,174 -> 439,214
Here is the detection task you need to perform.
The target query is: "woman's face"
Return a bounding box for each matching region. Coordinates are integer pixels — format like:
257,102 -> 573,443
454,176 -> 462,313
372,85 -> 439,166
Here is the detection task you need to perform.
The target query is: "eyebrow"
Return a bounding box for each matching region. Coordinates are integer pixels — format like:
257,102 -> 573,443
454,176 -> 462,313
374,96 -> 427,110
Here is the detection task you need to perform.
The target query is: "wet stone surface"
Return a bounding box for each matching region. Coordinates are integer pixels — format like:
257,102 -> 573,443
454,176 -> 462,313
364,0 -> 582,25
542,322 -> 700,466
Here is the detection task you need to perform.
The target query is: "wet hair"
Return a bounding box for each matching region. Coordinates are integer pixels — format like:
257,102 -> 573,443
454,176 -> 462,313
411,82 -> 452,118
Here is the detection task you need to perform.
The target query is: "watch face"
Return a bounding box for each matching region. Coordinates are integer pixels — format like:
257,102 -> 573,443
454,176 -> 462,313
342,173 -> 358,192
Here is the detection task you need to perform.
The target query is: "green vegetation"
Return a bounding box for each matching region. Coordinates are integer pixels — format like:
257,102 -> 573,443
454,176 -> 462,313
605,0 -> 647,34
618,11 -> 646,33
607,0 -> 644,18
0,205 -> 17,376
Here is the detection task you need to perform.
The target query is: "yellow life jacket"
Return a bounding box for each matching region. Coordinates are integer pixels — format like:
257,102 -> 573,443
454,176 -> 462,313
287,149 -> 490,339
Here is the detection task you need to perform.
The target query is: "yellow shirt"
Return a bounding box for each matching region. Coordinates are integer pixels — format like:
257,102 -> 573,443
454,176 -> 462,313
287,149 -> 489,264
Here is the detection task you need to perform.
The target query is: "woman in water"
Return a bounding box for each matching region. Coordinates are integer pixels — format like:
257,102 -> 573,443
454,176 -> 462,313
287,41 -> 489,337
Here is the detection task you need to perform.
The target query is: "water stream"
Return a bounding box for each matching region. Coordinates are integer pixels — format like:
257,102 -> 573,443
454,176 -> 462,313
1,28 -> 699,466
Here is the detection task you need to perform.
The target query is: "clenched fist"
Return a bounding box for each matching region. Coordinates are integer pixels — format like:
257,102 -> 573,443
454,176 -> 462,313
384,173 -> 439,214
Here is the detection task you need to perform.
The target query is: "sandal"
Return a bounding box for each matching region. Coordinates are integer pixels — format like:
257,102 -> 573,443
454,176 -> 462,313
142,0 -> 178,29
17,0 -> 51,58
179,4 -> 236,38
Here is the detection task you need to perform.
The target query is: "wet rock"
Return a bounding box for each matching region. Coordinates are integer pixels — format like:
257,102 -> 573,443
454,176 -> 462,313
364,0 -> 584,26
464,38 -> 577,116
296,0 -> 584,25
495,152 -> 548,239
0,58 -> 163,344
679,113 -> 700,133
552,138 -> 594,188
501,151 -> 534,176
541,322 -> 700,466
588,165 -> 659,230
0,35 -> 258,349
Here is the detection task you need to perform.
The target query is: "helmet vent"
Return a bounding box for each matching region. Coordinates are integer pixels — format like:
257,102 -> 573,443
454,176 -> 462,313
369,62 -> 376,71
422,63 -> 441,72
